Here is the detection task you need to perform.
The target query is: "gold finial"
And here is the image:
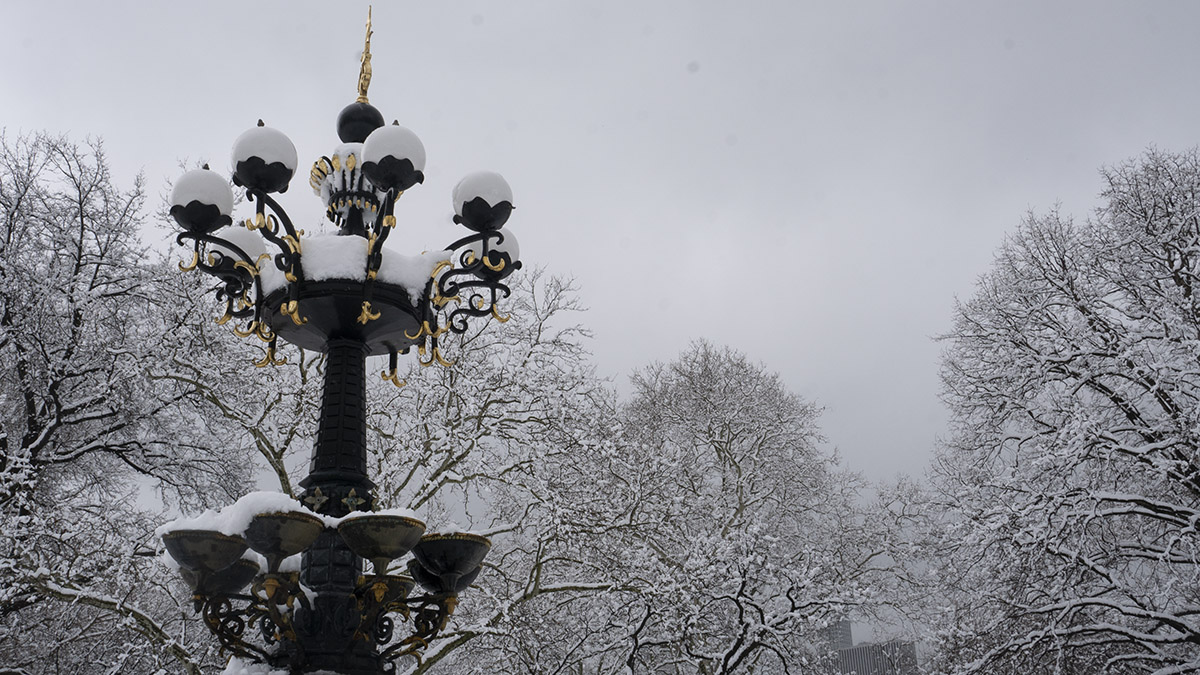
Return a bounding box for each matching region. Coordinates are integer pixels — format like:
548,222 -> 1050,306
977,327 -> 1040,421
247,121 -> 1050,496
357,6 -> 373,103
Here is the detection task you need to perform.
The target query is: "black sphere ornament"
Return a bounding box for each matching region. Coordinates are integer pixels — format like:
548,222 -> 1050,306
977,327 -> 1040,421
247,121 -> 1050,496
361,156 -> 425,192
454,197 -> 513,232
337,101 -> 386,143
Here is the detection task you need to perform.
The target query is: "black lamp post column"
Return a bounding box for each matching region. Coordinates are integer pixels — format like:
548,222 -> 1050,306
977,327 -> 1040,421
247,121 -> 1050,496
292,338 -> 378,672
300,338 -> 374,510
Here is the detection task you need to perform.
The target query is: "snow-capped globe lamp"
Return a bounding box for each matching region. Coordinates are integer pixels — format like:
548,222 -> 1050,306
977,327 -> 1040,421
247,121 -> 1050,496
162,9 -> 517,673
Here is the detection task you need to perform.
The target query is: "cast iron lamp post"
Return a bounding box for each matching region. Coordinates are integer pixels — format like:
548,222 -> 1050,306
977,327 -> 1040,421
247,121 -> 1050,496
159,11 -> 519,674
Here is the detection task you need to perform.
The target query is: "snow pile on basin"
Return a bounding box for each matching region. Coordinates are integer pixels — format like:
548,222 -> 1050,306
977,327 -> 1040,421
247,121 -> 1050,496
157,491 -> 313,538
425,521 -> 487,537
258,234 -> 449,305
222,657 -> 290,675
340,506 -> 422,522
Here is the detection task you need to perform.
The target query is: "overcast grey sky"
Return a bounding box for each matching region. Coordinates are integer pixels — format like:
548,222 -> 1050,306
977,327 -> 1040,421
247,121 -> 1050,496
4,1 -> 1198,482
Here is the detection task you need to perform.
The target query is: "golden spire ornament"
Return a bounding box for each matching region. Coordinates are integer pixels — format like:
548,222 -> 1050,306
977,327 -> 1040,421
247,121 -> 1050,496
357,6 -> 373,103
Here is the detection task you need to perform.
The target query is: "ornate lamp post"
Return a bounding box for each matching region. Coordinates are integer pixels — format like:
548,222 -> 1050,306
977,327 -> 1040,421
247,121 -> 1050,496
158,10 -> 519,673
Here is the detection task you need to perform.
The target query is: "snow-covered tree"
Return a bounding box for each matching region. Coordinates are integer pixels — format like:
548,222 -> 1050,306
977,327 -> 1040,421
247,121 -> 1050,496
598,342 -> 889,673
378,330 -> 891,673
920,148 -> 1200,673
0,133 -> 247,673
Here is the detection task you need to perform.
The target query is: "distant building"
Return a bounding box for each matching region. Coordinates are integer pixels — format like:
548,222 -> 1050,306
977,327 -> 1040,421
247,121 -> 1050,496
821,619 -> 855,651
836,640 -> 918,675
821,621 -> 919,675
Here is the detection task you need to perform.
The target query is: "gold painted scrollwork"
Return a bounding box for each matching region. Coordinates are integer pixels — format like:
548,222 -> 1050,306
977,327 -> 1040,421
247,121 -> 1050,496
234,260 -> 259,277
281,300 -> 308,326
281,234 -> 302,255
432,293 -> 460,309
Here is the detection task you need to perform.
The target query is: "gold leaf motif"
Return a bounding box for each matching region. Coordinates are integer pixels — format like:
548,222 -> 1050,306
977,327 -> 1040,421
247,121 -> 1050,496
357,301 -> 381,325
303,487 -> 328,511
178,251 -> 199,272
281,300 -> 308,326
281,234 -> 302,256
433,347 -> 455,367
417,343 -> 434,367
381,368 -> 407,388
492,305 -> 511,323
383,215 -> 396,229
255,322 -> 275,343
346,154 -> 357,171
482,256 -> 506,272
232,321 -> 258,338
253,345 -> 287,368
342,488 -> 366,511
430,260 -> 452,279
310,157 -> 333,194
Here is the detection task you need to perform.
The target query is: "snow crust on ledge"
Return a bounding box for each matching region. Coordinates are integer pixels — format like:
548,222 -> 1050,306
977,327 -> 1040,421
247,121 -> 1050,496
340,506 -> 422,522
158,491 -> 480,565
156,491 -> 310,538
258,234 -> 449,304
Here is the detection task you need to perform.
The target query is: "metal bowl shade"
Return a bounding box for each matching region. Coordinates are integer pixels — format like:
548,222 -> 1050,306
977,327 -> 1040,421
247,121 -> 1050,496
410,533 -> 490,594
162,530 -> 248,573
407,559 -> 483,595
243,511 -> 325,570
180,557 -> 261,596
337,514 -> 426,575
363,574 -> 417,605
